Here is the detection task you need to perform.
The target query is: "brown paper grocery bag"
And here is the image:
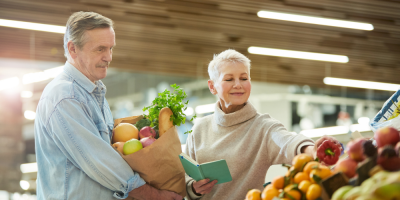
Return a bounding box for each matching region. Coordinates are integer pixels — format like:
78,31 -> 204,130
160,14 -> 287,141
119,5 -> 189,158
113,116 -> 186,197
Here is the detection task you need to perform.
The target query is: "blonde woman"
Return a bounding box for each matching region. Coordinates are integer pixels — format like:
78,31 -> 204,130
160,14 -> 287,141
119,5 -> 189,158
184,49 -> 340,200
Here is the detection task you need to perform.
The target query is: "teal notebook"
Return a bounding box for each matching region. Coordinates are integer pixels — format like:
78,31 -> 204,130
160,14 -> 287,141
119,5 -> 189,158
179,153 -> 232,184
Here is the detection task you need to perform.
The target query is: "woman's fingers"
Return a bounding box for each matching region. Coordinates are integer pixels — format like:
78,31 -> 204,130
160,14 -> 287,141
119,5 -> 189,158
194,179 -> 217,194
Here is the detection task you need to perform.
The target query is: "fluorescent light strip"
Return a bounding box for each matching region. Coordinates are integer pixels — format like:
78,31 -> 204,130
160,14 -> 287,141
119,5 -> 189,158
0,77 -> 19,91
257,11 -> 374,31
248,46 -> 349,63
20,162 -> 38,173
0,19 -> 65,33
300,123 -> 371,138
324,77 -> 400,91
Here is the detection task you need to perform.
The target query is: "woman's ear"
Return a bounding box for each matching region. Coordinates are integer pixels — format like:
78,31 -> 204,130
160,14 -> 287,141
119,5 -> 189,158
208,80 -> 217,95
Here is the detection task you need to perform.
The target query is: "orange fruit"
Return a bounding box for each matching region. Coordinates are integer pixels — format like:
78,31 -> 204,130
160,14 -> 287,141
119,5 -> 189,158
261,185 -> 279,200
112,142 -> 125,154
298,180 -> 311,193
303,161 -> 320,174
294,172 -> 309,184
284,190 -> 301,200
306,184 -> 322,200
246,189 -> 261,200
309,165 -> 332,183
112,123 -> 139,143
292,154 -> 313,171
272,176 -> 285,189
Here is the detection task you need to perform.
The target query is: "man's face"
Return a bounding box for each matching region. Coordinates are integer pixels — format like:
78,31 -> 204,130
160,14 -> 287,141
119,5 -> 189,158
75,27 -> 115,83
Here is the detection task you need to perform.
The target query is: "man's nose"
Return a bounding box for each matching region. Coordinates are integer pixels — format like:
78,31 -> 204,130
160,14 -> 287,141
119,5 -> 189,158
103,50 -> 112,62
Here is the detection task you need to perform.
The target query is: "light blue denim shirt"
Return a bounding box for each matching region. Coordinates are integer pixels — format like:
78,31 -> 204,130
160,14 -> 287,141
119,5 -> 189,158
34,62 -> 146,199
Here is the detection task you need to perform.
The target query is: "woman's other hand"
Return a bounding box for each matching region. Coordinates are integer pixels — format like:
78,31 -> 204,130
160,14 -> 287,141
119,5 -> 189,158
192,179 -> 218,195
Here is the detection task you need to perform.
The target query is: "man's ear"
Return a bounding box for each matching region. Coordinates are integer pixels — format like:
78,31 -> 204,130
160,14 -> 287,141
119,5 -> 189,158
208,80 -> 217,95
67,41 -> 78,59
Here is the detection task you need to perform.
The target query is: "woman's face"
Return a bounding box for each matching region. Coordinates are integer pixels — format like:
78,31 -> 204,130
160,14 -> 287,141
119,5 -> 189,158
209,62 -> 251,108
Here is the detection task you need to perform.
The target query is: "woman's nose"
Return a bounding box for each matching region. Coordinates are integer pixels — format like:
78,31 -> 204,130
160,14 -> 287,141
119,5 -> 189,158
233,80 -> 242,88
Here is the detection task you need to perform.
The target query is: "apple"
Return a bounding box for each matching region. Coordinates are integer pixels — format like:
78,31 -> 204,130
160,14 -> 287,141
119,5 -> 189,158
123,139 -> 143,155
395,142 -> 400,156
374,127 -> 400,148
139,126 -> 156,139
347,138 -> 367,162
377,145 -> 400,171
334,158 -> 358,179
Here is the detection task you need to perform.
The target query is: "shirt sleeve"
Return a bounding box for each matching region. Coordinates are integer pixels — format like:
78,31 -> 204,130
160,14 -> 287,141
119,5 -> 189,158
46,98 -> 146,199
266,122 -> 315,165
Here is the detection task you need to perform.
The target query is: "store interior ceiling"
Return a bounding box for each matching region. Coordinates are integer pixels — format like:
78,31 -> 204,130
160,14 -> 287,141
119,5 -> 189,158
1,0 -> 400,87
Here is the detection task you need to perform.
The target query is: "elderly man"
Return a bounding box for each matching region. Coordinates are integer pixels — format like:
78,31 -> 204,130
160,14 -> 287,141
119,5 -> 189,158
34,11 -> 182,200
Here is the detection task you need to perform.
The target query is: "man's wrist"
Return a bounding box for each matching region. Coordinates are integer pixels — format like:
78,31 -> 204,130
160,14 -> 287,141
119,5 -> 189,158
301,145 -> 315,158
129,184 -> 160,200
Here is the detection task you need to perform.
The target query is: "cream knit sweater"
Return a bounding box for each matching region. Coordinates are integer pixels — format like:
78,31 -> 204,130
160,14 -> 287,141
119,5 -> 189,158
184,101 -> 315,200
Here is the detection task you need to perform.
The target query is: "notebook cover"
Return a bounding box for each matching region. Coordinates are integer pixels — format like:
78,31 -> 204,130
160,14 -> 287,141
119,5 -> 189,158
179,155 -> 205,181
200,159 -> 232,184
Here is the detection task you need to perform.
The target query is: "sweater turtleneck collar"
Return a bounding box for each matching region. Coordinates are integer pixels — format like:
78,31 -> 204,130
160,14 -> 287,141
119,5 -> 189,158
214,101 -> 258,127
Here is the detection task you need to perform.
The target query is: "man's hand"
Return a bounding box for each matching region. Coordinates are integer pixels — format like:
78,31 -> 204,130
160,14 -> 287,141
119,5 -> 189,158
129,184 -> 182,200
192,179 -> 217,195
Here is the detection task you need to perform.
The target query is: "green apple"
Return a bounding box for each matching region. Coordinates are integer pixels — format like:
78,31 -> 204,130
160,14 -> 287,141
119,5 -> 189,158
123,139 -> 143,155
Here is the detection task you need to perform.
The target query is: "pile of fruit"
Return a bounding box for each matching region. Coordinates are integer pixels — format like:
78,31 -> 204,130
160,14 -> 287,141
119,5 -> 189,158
331,126 -> 400,200
332,170 -> 400,200
111,84 -> 195,156
246,154 -> 334,200
245,125 -> 400,200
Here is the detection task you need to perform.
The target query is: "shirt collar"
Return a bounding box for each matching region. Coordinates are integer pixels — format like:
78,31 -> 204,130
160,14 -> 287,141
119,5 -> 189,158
63,61 -> 97,93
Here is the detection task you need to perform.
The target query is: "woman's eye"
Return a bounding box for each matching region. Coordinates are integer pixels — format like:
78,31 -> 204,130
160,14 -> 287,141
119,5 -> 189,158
225,79 -> 233,81
242,78 -> 248,80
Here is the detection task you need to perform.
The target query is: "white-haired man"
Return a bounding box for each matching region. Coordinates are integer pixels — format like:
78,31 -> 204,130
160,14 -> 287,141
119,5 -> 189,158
34,11 -> 182,200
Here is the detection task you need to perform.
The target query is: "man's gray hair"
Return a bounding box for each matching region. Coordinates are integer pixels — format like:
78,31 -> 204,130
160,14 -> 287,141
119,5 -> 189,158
64,11 -> 114,58
208,49 -> 251,82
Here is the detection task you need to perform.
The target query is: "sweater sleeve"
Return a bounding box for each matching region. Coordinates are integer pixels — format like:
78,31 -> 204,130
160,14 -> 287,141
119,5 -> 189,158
266,121 -> 315,165
183,133 -> 204,200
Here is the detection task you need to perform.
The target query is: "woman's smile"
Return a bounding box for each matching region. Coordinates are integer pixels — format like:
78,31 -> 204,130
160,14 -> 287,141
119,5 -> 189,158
230,92 -> 244,96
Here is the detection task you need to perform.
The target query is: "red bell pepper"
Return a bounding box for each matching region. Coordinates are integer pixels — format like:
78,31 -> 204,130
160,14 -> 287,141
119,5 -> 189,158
317,140 -> 341,165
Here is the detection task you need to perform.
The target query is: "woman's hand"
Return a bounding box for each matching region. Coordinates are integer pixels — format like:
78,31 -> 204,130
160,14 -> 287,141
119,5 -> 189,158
192,179 -> 218,195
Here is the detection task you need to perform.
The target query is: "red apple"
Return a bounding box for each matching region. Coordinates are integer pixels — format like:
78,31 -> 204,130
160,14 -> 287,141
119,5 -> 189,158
347,138 -> 367,162
334,158 -> 358,179
139,126 -> 156,139
395,142 -> 400,156
375,127 -> 400,148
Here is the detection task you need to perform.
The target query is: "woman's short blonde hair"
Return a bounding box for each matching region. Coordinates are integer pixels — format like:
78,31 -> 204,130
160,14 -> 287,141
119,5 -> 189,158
208,49 -> 251,82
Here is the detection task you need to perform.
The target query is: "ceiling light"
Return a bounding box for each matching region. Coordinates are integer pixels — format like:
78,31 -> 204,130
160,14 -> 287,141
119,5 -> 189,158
257,11 -> 373,31
248,46 -> 349,63
324,77 -> 400,91
195,103 -> 215,114
21,91 -> 33,98
20,162 -> 37,173
23,72 -> 49,84
0,77 -> 19,91
24,110 -> 36,120
44,66 -> 64,78
0,19 -> 65,33
20,180 -> 30,190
